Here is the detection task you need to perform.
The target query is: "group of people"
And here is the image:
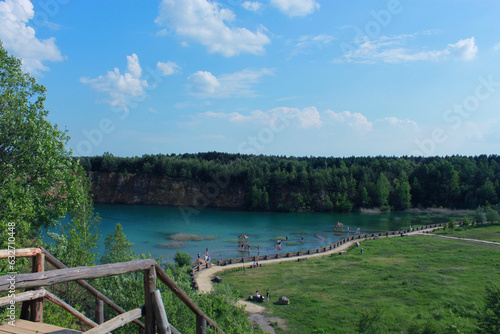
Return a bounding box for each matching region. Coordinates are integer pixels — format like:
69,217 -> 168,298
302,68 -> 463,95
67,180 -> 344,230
254,290 -> 270,302
197,247 -> 211,262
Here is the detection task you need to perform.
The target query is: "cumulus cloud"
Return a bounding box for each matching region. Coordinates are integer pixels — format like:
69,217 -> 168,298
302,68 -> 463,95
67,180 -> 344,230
188,71 -> 221,95
80,53 -> 148,110
336,35 -> 478,64
202,106 -> 322,129
155,0 -> 270,57
156,61 -> 180,75
447,37 -> 477,61
377,117 -> 419,131
0,0 -> 64,74
325,110 -> 373,132
201,107 -> 419,134
242,1 -> 263,12
187,68 -> 273,98
270,0 -> 319,17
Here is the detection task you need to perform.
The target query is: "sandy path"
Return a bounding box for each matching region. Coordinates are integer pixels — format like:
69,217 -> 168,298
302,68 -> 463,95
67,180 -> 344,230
195,228 -> 438,293
195,228 -> 439,333
421,233 -> 500,246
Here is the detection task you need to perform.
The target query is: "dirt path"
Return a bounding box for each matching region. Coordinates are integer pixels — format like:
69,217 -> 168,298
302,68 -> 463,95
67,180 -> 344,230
195,228 -> 440,333
422,233 -> 500,246
195,228 -> 439,293
195,239 -> 355,293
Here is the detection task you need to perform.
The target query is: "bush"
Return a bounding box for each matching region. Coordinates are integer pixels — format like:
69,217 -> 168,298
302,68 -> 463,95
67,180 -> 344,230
477,284 -> 500,333
174,250 -> 192,267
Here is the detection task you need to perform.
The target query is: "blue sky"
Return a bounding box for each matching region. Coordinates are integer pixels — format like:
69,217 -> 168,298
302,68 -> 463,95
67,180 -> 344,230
2,0 -> 500,157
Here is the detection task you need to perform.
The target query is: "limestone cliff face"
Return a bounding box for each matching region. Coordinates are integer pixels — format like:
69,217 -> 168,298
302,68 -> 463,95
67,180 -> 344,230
90,173 -> 246,208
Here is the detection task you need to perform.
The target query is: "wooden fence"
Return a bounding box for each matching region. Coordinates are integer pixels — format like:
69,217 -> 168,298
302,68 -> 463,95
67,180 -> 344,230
0,247 -> 223,334
215,224 -> 445,266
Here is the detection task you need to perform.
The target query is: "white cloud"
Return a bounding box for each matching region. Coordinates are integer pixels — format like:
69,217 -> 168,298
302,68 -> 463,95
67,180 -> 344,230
80,53 -> 148,110
157,61 -> 180,75
187,68 -> 273,98
297,106 -> 322,128
188,71 -> 221,95
336,35 -> 478,64
202,111 -> 250,122
447,37 -> 477,61
270,0 -> 320,17
494,43 -> 500,51
0,0 -> 64,74
156,0 -> 270,57
202,106 -> 322,129
242,1 -> 263,12
325,110 -> 373,132
291,34 -> 334,56
377,117 -> 419,131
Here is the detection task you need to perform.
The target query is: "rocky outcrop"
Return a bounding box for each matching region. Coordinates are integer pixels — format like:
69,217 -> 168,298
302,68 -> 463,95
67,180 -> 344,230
89,173 -> 333,211
90,173 -> 246,208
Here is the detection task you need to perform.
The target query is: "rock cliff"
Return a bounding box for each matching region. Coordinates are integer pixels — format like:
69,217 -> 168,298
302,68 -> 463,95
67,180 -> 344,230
90,173 -> 246,209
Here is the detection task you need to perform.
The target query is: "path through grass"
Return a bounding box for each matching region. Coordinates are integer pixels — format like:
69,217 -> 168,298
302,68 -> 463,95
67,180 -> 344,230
433,224 -> 500,242
221,235 -> 500,333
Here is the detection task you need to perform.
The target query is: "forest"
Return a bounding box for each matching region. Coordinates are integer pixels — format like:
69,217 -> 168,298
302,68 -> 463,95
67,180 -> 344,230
79,153 -> 500,213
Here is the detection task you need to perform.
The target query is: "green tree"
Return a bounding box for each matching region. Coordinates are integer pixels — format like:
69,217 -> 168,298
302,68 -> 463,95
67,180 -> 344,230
174,250 -> 192,267
477,179 -> 498,205
359,186 -> 371,208
322,195 -> 334,212
477,284 -> 500,333
447,220 -> 456,232
100,223 -> 136,264
485,207 -> 500,224
0,43 -> 93,248
475,206 -> 487,226
375,172 -> 391,210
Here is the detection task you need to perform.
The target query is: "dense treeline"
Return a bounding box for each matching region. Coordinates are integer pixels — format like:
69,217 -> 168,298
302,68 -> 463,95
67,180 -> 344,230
79,152 -> 500,212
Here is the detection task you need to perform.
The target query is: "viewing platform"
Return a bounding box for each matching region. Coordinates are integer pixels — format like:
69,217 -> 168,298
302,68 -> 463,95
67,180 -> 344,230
0,247 -> 223,334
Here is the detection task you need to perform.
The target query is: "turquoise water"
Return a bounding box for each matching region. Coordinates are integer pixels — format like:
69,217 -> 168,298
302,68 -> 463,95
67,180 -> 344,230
93,204 -> 451,263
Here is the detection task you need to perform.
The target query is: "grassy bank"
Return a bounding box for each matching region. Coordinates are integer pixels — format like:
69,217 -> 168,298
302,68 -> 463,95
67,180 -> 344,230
433,224 -> 500,242
221,235 -> 500,333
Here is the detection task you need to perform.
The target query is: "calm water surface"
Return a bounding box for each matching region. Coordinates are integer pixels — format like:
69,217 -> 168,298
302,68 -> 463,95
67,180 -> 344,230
93,204 -> 451,263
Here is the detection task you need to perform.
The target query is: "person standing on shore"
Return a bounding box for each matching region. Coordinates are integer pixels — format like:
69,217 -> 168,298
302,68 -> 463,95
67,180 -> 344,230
266,290 -> 270,303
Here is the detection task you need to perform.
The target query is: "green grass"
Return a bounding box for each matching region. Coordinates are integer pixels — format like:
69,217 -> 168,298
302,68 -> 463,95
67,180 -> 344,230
221,235 -> 500,333
434,224 -> 500,242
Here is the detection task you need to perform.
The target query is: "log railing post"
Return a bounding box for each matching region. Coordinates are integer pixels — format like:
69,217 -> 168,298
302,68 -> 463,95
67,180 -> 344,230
30,252 -> 44,322
152,290 -> 171,334
196,314 -> 207,334
95,298 -> 104,324
144,265 -> 156,334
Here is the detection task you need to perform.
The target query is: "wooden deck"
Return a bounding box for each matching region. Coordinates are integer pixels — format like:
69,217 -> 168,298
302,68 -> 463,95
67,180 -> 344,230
0,320 -> 81,334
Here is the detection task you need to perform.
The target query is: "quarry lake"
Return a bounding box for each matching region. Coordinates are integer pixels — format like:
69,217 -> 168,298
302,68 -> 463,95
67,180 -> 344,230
92,204 -> 455,263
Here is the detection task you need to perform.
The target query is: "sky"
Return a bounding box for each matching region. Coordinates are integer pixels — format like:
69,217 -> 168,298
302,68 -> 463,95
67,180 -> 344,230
1,0 -> 500,158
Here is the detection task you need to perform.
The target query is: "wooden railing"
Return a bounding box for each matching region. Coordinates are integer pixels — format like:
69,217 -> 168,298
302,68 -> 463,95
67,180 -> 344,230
0,248 -> 223,334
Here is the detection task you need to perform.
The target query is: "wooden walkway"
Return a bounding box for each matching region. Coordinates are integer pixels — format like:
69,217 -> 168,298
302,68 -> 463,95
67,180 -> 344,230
0,320 -> 81,334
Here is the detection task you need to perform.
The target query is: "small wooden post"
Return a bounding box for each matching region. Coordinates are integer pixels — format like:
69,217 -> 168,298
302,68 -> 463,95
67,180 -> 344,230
30,252 -> 44,322
152,290 -> 171,334
196,314 -> 207,334
95,298 -> 104,324
144,264 -> 157,334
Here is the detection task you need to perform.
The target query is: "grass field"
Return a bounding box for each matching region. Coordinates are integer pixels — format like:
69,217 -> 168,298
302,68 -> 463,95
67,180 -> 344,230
433,224 -> 500,242
220,234 -> 500,333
